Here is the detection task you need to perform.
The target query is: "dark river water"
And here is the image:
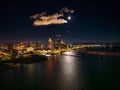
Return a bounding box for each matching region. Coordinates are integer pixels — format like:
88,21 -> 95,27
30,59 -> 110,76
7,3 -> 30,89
0,54 -> 120,90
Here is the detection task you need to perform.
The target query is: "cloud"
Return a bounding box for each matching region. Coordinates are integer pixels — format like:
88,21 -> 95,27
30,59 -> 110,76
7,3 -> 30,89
30,12 -> 46,19
30,7 -> 74,26
33,18 -> 67,26
60,7 -> 74,13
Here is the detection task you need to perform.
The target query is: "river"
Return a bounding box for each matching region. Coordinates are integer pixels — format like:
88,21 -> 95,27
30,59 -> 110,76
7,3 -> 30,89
0,53 -> 120,90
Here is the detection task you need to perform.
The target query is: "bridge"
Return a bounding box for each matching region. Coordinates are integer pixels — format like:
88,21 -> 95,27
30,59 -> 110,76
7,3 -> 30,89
79,50 -> 120,56
60,49 -> 120,56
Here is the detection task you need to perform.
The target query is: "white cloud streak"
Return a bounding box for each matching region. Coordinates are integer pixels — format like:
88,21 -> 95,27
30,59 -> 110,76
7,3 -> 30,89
30,7 -> 74,26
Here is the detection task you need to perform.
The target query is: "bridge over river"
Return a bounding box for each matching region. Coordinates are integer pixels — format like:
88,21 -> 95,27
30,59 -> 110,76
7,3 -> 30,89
61,49 -> 120,56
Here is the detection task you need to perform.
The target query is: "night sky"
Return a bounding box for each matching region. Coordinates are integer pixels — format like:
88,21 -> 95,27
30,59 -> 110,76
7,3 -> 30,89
0,0 -> 120,42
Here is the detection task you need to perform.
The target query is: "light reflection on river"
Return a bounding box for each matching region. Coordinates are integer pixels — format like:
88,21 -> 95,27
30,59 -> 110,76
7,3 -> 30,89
0,53 -> 120,90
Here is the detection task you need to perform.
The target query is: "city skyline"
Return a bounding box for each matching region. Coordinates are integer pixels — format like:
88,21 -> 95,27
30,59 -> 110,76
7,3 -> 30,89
0,0 -> 120,42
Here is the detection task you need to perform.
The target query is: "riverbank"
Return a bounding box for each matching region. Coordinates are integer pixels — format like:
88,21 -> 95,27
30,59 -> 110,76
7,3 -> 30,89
0,54 -> 48,64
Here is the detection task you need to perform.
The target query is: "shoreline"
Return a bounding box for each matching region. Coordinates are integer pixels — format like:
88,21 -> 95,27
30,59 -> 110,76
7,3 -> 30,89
0,54 -> 48,64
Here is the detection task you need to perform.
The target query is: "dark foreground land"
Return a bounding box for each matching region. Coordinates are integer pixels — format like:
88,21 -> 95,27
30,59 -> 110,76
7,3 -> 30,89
0,54 -> 47,64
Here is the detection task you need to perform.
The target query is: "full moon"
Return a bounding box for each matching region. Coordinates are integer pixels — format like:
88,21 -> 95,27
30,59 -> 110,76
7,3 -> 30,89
67,16 -> 71,20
